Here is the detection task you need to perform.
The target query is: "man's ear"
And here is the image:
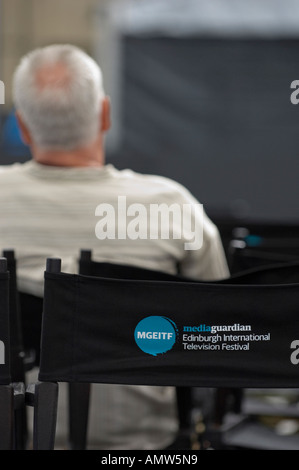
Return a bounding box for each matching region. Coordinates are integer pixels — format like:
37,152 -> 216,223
100,97 -> 111,133
15,111 -> 32,146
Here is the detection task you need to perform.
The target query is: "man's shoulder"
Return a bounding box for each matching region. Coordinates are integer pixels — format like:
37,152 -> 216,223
0,162 -> 24,180
116,167 -> 195,199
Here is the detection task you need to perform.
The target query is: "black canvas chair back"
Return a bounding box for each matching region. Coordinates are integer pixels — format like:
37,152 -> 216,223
79,249 -> 185,281
73,250 -> 192,450
2,250 -> 24,383
39,258 -> 299,390
2,250 -> 31,450
222,260 -> 299,285
229,243 -> 299,274
80,249 -> 299,286
78,251 -> 299,445
0,258 -> 11,386
0,257 -> 14,450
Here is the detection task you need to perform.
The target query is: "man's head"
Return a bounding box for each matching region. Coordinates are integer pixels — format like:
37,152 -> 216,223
13,44 -> 110,159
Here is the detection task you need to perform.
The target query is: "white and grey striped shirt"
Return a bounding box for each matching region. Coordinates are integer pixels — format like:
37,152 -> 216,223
0,160 -> 229,297
0,159 -> 229,450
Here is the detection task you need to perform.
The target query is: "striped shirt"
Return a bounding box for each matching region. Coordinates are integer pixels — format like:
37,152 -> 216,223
0,160 -> 229,296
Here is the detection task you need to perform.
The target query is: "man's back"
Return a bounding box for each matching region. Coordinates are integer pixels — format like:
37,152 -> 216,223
0,160 -> 229,297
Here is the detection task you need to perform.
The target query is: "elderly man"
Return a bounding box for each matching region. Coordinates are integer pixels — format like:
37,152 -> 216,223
0,44 -> 229,450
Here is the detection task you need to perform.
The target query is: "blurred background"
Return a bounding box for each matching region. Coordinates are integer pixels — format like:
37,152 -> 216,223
1,0 -> 299,247
2,0 -> 299,450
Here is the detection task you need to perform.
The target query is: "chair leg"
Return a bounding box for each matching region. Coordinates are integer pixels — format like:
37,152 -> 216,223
12,382 -> 26,450
26,382 -> 58,450
0,385 -> 14,450
68,383 -> 91,450
14,407 -> 28,449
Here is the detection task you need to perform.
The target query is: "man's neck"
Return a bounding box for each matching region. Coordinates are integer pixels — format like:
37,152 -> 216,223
31,139 -> 105,167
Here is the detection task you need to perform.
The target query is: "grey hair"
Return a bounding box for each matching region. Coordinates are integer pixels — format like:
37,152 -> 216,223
13,44 -> 105,150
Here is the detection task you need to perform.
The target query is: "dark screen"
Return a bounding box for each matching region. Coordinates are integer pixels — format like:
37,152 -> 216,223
111,36 -> 299,225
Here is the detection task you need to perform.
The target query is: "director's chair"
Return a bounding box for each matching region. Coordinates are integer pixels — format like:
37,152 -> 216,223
223,228 -> 299,426
28,257 -> 299,450
0,257 -> 25,449
2,249 -> 29,449
68,250 -> 194,450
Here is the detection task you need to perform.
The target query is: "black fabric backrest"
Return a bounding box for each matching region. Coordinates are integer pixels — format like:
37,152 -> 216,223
3,251 -> 24,382
39,261 -> 299,389
0,260 -> 11,385
80,255 -> 299,286
223,260 -> 299,285
79,255 -> 194,430
79,259 -> 185,281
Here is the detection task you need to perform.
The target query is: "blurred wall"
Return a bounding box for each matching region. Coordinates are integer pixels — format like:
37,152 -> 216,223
0,0 -> 107,111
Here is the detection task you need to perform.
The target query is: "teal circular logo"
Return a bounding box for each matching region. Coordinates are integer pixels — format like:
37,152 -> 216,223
134,316 -> 177,356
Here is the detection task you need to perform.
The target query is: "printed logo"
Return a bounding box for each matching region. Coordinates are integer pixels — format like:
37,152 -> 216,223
134,316 -> 178,356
